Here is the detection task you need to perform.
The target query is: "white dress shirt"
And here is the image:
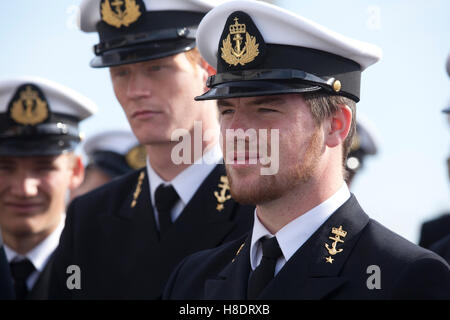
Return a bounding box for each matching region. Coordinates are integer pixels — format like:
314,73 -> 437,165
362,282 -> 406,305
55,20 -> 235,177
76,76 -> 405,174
146,143 -> 223,229
250,183 -> 351,275
4,215 -> 65,290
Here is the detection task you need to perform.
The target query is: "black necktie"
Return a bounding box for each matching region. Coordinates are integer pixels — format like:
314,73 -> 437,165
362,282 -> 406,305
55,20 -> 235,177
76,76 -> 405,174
247,237 -> 282,299
154,184 -> 179,236
9,259 -> 35,300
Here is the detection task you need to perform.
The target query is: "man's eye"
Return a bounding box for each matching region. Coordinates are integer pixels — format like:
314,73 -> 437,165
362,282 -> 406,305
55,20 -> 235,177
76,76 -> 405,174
258,108 -> 277,113
220,109 -> 234,115
148,65 -> 166,72
112,69 -> 129,77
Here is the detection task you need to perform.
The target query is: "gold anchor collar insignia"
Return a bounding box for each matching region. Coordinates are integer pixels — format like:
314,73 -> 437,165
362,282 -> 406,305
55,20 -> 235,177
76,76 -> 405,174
8,84 -> 50,126
213,175 -> 232,212
130,171 -> 145,208
126,144 -> 147,170
324,225 -> 347,264
219,11 -> 265,69
232,242 -> 245,263
100,0 -> 143,28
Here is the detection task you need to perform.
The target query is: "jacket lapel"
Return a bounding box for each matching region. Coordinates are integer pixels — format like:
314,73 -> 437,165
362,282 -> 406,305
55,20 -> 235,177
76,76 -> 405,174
205,236 -> 251,299
100,169 -> 159,245
160,165 -> 240,252
260,195 -> 370,299
98,169 -> 160,279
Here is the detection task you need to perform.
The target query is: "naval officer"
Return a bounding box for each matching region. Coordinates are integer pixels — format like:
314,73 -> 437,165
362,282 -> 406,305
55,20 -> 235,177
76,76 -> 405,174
163,0 -> 450,299
0,76 -> 95,299
50,0 -> 254,299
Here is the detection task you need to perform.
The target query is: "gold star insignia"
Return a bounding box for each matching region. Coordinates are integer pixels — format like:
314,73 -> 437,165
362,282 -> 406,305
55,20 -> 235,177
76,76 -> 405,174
325,256 -> 334,264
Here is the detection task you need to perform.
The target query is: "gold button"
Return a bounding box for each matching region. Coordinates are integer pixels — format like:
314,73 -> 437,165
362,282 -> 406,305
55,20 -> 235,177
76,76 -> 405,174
332,80 -> 341,92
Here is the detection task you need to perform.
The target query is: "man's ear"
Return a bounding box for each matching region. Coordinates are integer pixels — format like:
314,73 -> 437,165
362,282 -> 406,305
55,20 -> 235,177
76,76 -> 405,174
68,155 -> 85,190
325,104 -> 352,148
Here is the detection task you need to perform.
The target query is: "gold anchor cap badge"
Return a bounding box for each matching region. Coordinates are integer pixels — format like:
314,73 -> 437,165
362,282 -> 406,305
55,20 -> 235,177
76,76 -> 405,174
221,16 -> 259,67
324,225 -> 347,264
214,175 -> 232,212
9,85 -> 49,126
101,0 -> 142,29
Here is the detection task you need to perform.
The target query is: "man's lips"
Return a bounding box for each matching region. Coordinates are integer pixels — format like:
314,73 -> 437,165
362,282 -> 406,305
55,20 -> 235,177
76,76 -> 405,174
4,202 -> 44,214
228,152 -> 260,166
131,110 -> 163,119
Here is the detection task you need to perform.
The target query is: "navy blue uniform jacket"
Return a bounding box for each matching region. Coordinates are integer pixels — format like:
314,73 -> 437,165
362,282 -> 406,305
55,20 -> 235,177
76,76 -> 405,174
164,195 -> 450,300
49,165 -> 254,299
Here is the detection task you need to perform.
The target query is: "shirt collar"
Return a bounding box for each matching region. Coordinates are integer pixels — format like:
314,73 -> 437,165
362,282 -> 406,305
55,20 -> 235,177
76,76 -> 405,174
250,183 -> 351,270
146,143 -> 223,206
4,214 -> 65,272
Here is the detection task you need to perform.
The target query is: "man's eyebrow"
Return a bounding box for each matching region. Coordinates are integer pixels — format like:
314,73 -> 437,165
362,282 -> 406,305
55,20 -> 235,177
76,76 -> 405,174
249,96 -> 284,106
217,99 -> 234,108
217,96 -> 285,108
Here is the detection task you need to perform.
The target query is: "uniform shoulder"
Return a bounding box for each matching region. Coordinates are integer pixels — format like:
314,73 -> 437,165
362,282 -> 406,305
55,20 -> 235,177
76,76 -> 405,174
67,168 -> 145,219
71,169 -> 144,204
364,219 -> 444,262
344,218 -> 449,299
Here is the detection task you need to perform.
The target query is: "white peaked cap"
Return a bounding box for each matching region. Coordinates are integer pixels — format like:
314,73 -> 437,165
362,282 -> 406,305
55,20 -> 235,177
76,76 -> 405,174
0,76 -> 97,120
83,129 -> 139,156
79,0 -> 231,32
197,0 -> 382,71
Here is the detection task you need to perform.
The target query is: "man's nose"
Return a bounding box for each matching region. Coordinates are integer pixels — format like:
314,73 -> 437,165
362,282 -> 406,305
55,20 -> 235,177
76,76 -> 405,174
10,174 -> 39,197
126,72 -> 152,99
226,110 -> 254,131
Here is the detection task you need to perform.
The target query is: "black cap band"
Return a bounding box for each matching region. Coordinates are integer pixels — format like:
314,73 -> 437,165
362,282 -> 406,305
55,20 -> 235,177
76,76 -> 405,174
0,136 -> 80,157
0,112 -> 81,156
92,10 -> 205,67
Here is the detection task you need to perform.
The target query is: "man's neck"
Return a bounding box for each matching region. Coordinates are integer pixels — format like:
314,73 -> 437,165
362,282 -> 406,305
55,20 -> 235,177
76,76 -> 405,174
146,134 -> 219,182
256,177 -> 344,235
3,218 -> 60,256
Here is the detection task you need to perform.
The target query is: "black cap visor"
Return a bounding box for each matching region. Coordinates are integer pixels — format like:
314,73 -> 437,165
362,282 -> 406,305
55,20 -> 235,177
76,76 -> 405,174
195,68 -> 359,101
0,135 -> 79,157
195,80 -> 323,101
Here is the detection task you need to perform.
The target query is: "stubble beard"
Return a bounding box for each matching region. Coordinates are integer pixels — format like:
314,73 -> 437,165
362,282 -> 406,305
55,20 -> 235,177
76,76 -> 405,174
226,128 -> 323,205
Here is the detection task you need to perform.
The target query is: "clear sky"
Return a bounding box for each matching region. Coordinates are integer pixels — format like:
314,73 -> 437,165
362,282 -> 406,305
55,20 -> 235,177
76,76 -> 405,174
1,1 -> 449,243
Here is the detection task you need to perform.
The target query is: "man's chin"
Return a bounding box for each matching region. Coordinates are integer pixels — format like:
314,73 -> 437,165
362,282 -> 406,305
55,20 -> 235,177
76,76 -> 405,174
227,169 -> 282,205
225,163 -> 261,177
